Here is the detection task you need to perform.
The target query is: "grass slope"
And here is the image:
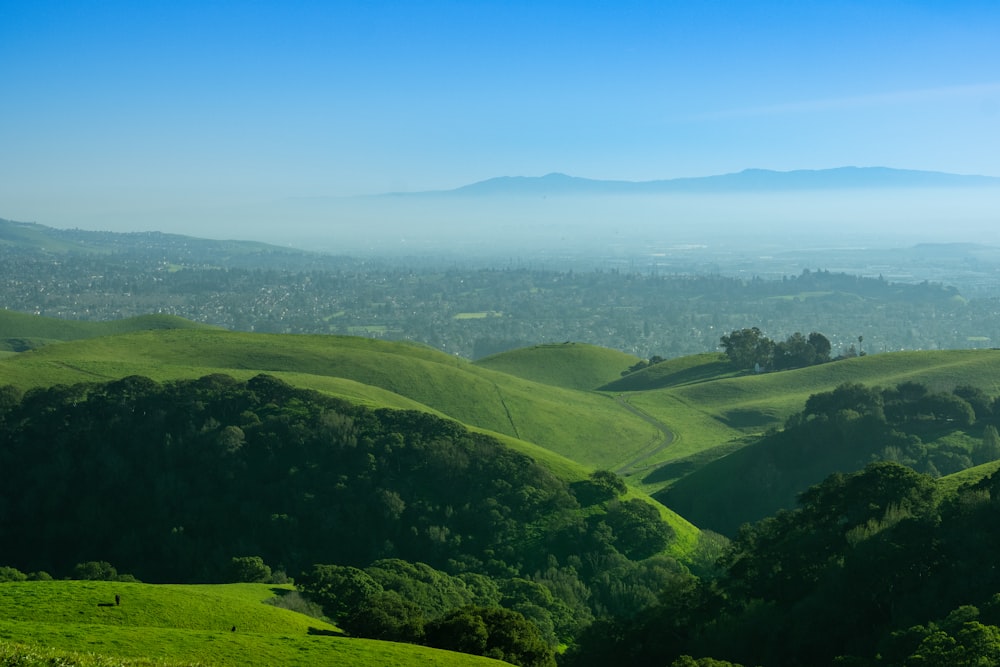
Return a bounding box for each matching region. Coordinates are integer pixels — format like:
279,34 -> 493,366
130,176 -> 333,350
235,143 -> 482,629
610,351 -> 1000,492
937,460 -> 1000,496
0,581 -> 504,667
0,322 -> 699,548
0,310 -> 218,351
475,342 -> 640,391
599,352 -> 737,392
0,328 -> 661,471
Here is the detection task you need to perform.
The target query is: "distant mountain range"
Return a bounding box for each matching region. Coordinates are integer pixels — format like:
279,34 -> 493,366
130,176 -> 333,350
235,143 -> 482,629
385,167 -> 1000,197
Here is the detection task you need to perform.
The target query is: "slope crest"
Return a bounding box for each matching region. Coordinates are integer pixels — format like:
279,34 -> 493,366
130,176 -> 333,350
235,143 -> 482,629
475,342 -> 639,390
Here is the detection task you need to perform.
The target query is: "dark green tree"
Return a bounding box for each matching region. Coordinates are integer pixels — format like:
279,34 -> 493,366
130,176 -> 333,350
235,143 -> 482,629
73,561 -> 119,581
719,327 -> 773,370
340,590 -> 425,643
297,564 -> 382,620
425,605 -> 556,667
604,498 -> 674,560
228,556 -> 271,583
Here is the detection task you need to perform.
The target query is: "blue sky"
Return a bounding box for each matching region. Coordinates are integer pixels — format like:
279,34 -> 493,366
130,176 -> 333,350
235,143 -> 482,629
2,0 -> 999,235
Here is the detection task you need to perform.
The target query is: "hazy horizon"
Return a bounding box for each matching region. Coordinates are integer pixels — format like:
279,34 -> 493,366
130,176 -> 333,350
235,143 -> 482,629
2,2 -> 999,251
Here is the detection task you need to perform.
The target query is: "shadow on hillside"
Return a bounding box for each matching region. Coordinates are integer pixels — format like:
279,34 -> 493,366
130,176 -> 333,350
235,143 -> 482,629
722,408 -> 778,430
642,441 -> 748,486
642,460 -> 700,486
599,360 -> 734,392
266,587 -> 335,628
308,627 -> 343,636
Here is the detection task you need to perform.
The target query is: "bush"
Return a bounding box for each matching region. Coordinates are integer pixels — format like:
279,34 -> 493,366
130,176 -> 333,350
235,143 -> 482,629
340,590 -> 425,643
72,561 -> 118,581
0,566 -> 27,582
229,556 -> 272,583
425,605 -> 556,667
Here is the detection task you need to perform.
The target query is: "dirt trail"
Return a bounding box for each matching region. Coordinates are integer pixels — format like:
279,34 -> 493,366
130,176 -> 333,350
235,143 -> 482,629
612,395 -> 675,476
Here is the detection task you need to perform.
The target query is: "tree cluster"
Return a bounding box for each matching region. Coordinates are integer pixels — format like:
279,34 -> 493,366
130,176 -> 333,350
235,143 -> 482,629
568,461 -> 1000,666
666,380 -> 998,535
0,375 -> 680,651
297,560 -> 556,666
719,327 -> 832,371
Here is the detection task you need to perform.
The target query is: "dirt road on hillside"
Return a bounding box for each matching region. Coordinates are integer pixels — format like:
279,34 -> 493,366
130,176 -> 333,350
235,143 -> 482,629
612,395 -> 675,477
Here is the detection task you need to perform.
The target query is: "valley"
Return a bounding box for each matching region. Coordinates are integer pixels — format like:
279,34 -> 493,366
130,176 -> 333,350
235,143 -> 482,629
6,221 -> 1000,666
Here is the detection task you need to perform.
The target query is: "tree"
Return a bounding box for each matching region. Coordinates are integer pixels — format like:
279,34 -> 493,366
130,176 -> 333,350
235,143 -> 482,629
425,606 -> 556,667
807,331 -> 831,362
719,328 -> 773,370
974,425 -> 1000,465
772,332 -> 816,370
297,564 -> 383,620
73,561 -> 119,581
340,590 -> 425,643
229,556 -> 271,583
604,499 -> 674,560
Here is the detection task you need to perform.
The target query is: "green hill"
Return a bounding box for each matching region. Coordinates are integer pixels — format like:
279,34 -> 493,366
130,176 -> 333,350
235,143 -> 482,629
0,581 -> 504,667
475,342 -> 640,391
0,320 -> 700,556
606,350 -> 1000,492
7,312 -> 1000,545
599,352 -> 737,392
0,310 -> 218,352
0,328 -> 661,472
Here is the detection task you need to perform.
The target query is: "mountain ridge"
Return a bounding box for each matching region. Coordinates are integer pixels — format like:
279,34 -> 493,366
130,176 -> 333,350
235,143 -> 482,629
383,166 -> 1000,197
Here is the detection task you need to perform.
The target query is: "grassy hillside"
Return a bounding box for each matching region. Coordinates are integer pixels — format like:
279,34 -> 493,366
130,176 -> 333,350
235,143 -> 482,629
937,459 -> 1000,496
0,310 -> 218,352
609,350 -> 1000,493
0,581 -> 504,667
7,313 -> 999,546
599,352 -> 737,392
475,342 -> 640,391
0,328 -> 661,472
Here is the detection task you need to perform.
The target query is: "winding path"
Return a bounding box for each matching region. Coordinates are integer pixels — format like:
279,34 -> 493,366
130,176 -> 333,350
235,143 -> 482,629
611,394 -> 676,476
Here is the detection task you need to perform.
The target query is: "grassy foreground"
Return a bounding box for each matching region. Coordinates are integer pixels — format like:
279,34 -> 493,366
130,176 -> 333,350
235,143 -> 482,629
0,581 -> 506,667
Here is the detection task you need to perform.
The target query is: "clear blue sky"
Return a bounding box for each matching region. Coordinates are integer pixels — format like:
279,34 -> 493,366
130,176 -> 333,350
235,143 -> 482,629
2,0 -> 999,234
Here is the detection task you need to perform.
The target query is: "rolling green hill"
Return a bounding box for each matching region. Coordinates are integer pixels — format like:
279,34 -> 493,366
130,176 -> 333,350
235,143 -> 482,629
0,309 -> 219,352
474,342 -> 640,391
0,328 -> 662,472
607,350 -> 1000,492
598,352 -> 737,392
0,581 -> 505,667
6,313 -> 1000,545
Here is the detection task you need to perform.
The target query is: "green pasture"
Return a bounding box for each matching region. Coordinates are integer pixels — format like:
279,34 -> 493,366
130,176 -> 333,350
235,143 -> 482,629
476,342 -> 639,391
452,311 -> 501,320
0,581 -> 504,667
0,310 -> 216,344
8,313 -> 1000,551
601,350 -> 1000,495
599,352 -> 736,392
0,328 -> 661,473
664,350 -> 1000,433
937,460 -> 1000,496
0,324 -> 697,552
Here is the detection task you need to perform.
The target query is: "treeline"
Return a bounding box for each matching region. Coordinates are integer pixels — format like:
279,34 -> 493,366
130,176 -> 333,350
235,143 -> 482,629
0,374 -> 685,655
665,380 -> 999,535
568,461 -> 1000,666
719,327 -> 833,371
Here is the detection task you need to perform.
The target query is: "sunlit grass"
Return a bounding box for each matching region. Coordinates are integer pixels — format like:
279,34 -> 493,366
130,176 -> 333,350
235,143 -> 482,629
0,581 -> 506,667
